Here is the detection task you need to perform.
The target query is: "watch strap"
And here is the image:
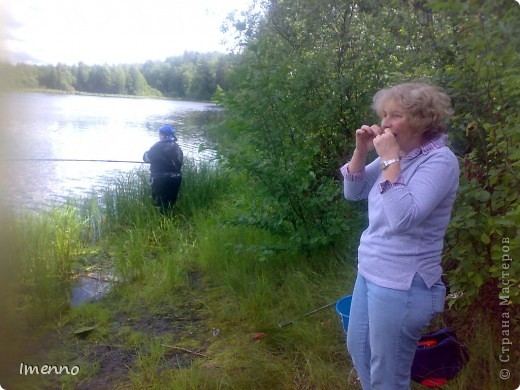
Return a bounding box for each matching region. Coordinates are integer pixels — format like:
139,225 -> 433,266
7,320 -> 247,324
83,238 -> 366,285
380,158 -> 400,170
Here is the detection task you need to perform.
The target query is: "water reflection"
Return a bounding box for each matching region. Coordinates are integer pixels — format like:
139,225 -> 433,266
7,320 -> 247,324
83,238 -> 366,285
1,93 -> 222,211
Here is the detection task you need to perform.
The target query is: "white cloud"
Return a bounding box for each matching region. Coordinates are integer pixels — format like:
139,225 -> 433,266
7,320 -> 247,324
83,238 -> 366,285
1,0 -> 252,65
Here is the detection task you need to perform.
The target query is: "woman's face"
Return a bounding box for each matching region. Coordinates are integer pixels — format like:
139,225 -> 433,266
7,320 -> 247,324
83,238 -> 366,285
380,99 -> 423,155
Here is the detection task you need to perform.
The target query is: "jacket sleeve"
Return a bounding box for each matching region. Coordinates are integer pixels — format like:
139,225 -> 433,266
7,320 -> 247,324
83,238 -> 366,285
143,142 -> 161,163
380,150 -> 459,232
342,157 -> 381,201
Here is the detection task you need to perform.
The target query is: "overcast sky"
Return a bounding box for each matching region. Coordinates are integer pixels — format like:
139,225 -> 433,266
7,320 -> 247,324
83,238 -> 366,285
0,0 -> 253,65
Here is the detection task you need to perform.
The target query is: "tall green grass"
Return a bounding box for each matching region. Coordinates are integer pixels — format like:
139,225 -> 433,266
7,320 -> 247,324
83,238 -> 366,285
3,203 -> 89,323
96,159 -> 240,285
2,158 -> 516,389
0,157 -> 240,385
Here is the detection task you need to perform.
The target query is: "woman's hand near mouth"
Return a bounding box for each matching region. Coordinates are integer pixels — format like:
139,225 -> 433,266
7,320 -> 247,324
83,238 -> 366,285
374,128 -> 400,161
348,124 -> 382,174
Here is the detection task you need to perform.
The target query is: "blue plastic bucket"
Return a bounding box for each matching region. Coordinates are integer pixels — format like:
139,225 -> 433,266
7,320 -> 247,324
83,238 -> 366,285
336,295 -> 352,333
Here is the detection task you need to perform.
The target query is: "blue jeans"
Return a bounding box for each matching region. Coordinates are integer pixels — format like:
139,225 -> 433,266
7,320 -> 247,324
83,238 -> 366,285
346,273 -> 446,389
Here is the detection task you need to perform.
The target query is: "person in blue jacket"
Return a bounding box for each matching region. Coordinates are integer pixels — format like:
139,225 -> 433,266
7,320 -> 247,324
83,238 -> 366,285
143,125 -> 183,212
341,82 -> 459,389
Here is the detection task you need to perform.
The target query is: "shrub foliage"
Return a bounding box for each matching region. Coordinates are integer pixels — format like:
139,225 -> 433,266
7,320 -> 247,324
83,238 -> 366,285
218,0 -> 519,310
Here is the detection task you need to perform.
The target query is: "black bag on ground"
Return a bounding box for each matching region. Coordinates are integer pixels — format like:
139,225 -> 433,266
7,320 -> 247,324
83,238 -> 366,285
411,327 -> 469,387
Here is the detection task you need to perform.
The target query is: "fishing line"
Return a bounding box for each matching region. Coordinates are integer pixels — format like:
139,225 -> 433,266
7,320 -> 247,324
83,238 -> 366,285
1,158 -> 148,164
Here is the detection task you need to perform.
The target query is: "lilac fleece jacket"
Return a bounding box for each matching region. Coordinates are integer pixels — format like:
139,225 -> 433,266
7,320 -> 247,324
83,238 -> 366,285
341,134 -> 459,290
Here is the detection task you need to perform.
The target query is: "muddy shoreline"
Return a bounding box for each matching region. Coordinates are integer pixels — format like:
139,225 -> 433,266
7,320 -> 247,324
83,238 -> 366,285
32,274 -> 213,389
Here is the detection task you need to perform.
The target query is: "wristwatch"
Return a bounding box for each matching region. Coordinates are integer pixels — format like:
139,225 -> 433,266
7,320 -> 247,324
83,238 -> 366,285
380,158 -> 400,170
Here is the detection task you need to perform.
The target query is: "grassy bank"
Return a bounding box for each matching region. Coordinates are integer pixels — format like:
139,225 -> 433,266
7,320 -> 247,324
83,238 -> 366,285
0,160 -> 517,389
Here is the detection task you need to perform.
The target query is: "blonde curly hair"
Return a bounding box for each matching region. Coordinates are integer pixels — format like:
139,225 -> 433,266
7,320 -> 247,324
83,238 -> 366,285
372,82 -> 454,139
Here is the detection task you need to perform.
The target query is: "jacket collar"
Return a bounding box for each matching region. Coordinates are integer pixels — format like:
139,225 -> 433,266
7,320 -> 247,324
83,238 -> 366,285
403,134 -> 448,159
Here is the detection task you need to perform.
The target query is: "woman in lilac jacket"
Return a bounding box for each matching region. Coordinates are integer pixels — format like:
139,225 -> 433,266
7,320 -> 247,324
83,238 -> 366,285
341,82 -> 459,389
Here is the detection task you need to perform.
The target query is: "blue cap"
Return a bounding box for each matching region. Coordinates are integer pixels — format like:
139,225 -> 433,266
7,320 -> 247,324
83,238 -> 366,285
159,125 -> 175,136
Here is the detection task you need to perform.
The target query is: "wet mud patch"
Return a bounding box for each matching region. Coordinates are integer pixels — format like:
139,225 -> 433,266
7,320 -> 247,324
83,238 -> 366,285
43,288 -> 212,390
75,345 -> 135,390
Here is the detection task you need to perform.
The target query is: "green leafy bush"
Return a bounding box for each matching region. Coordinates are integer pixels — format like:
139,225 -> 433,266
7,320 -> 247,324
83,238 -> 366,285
440,0 -> 520,309
220,0 -> 519,313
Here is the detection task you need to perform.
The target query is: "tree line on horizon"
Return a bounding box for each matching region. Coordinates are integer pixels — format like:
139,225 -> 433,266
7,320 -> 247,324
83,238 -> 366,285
0,51 -> 236,101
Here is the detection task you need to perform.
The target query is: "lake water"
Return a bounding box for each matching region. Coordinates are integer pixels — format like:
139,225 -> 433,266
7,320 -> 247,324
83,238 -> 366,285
0,92 -> 222,211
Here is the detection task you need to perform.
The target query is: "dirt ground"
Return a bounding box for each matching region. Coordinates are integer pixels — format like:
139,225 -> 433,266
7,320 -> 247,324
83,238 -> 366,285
23,270 -> 214,390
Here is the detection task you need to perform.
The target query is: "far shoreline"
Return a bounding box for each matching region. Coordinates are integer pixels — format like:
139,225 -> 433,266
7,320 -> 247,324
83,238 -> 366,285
5,87 -> 220,105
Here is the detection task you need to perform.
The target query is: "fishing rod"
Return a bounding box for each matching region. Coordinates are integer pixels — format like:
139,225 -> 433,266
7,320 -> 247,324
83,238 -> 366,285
1,158 -> 149,164
278,300 -> 337,328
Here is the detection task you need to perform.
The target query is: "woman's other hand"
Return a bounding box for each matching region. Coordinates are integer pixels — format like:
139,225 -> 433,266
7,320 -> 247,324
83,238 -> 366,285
347,124 -> 381,174
355,124 -> 381,155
